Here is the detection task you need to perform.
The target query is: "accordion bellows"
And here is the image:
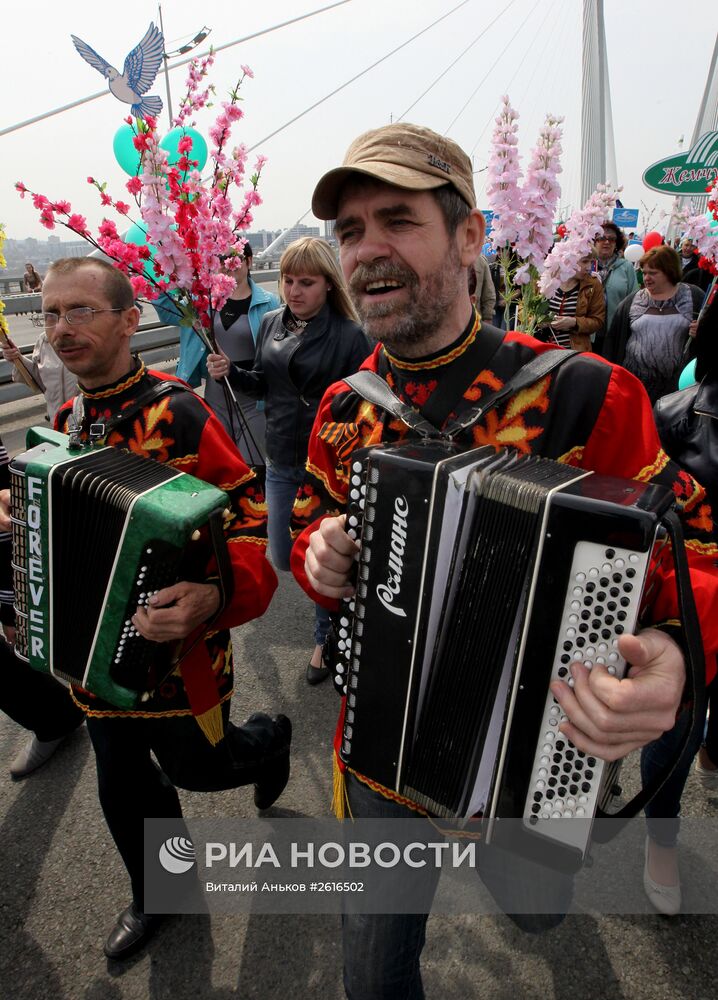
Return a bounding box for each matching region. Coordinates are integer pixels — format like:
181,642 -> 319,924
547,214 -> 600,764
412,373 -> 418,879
333,440 -> 674,868
10,428 -> 229,709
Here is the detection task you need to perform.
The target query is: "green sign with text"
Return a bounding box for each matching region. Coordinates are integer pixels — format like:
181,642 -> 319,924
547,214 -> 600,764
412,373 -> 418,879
643,132 -> 718,195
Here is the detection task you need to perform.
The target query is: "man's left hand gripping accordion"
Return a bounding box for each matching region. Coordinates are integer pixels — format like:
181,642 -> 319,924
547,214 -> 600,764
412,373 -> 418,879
9,428 -> 230,709
330,439 -> 688,870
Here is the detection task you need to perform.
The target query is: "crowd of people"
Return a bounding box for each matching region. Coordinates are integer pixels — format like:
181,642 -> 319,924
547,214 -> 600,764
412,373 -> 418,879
1,122 -> 717,995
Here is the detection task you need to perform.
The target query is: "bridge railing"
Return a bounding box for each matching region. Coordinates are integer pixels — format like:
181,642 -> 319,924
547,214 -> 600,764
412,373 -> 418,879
3,292 -> 42,315
0,322 -> 182,405
0,272 -> 281,406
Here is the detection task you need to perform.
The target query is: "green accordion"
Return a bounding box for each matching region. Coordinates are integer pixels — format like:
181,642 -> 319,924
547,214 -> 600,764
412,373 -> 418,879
9,427 -> 230,708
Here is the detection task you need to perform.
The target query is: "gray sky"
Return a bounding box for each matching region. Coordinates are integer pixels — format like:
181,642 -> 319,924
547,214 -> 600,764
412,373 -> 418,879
3,0 -> 716,243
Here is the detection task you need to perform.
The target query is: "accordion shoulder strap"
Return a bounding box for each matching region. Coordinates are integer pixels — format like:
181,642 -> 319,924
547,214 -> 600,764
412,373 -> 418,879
69,378 -> 191,446
343,370 -> 440,438
344,347 -> 577,441
443,347 -> 577,439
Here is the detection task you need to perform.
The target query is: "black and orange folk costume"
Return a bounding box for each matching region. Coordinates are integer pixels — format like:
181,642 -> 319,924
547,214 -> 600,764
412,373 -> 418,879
55,357 -> 275,729
290,312 -> 718,813
51,357 -> 288,912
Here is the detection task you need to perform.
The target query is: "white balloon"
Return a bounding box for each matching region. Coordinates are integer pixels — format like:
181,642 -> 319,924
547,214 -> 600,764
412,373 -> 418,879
624,244 -> 644,264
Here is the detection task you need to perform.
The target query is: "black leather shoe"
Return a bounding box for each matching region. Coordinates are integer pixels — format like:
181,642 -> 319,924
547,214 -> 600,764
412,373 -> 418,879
104,903 -> 164,960
306,662 -> 331,686
254,715 -> 292,810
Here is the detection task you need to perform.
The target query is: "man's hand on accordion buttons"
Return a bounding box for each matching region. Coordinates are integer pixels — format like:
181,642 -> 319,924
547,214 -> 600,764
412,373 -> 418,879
0,490 -> 10,533
305,515 -> 359,600
550,627 -> 685,761
132,582 -> 220,642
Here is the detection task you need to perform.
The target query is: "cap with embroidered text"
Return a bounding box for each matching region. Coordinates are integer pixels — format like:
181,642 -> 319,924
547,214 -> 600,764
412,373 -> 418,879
312,123 -> 477,219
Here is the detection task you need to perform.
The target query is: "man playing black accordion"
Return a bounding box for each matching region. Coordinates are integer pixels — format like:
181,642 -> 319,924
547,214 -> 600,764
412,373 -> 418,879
289,124 -> 718,999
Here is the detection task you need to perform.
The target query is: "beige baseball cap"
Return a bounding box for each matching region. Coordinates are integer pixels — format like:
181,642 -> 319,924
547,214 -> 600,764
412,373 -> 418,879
312,123 -> 477,219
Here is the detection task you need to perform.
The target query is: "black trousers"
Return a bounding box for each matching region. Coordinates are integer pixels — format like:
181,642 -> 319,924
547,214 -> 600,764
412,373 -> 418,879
0,639 -> 85,741
85,706 -> 285,909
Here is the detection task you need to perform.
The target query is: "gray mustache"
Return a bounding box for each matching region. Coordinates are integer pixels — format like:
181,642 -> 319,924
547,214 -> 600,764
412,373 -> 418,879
349,263 -> 417,295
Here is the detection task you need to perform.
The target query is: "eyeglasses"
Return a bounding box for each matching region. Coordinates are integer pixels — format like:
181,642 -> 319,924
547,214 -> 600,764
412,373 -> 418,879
595,235 -> 617,243
42,307 -> 126,328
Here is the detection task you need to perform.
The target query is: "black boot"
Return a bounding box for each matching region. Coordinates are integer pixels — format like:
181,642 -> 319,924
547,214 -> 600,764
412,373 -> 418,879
104,902 -> 165,960
254,715 -> 292,810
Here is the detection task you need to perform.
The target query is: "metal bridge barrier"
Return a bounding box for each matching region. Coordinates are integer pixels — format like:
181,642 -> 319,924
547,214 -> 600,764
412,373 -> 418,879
0,322 -> 182,405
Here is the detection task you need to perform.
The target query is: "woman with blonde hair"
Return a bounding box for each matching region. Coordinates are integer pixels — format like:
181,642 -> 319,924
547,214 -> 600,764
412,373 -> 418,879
207,238 -> 370,683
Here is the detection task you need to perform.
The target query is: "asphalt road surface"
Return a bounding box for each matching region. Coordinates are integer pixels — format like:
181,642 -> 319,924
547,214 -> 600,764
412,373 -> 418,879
1,400 -> 717,1000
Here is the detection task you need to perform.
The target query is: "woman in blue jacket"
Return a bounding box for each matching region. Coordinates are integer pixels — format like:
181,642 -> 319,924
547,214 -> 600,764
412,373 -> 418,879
199,243 -> 280,463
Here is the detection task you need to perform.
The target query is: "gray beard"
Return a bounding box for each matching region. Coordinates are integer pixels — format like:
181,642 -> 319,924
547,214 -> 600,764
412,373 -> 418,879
351,247 -> 464,352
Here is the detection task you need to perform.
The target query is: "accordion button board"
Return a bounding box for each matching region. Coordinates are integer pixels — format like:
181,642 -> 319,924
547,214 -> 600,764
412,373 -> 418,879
332,440 -> 675,870
522,541 -> 649,850
10,430 -> 229,709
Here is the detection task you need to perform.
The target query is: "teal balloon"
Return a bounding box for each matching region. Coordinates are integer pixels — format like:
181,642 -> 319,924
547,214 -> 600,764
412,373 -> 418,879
678,358 -> 697,390
122,223 -> 179,282
160,126 -> 208,172
704,210 -> 718,232
124,222 -> 149,246
121,223 -> 157,281
113,124 -> 142,176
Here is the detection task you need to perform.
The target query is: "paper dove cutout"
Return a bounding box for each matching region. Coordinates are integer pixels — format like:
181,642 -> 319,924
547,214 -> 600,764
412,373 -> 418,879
71,22 -> 164,120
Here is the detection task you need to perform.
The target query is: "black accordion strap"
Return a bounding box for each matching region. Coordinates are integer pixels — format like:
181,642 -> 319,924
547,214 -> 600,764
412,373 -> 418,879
96,380 -> 186,440
408,322 -> 505,430
206,508 -> 235,619
345,346 -> 577,442
69,379 -> 188,445
442,347 -> 577,439
593,509 -> 706,831
343,371 -> 441,439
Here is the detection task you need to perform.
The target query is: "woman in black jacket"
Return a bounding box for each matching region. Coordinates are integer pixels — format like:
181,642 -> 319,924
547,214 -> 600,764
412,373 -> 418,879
208,238 -> 371,683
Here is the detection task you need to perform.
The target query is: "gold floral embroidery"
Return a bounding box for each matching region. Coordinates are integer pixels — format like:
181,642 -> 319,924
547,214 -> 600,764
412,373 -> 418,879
113,397 -> 176,463
470,377 -> 550,453
504,377 -> 551,421
465,370 -> 503,401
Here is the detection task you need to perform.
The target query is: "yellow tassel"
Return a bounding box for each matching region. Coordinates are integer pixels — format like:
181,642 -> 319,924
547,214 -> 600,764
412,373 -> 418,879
194,704 -> 225,746
332,752 -> 351,819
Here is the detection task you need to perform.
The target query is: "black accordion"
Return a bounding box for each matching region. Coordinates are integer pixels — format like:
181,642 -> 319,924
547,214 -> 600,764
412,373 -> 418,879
332,440 -> 676,869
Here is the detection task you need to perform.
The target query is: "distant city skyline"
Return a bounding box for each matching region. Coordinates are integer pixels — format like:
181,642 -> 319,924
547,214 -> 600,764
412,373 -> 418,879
1,223 -> 329,274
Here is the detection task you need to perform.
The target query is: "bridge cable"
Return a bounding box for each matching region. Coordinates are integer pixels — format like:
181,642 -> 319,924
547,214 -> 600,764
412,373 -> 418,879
396,0 -> 520,122
247,0 -> 473,152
